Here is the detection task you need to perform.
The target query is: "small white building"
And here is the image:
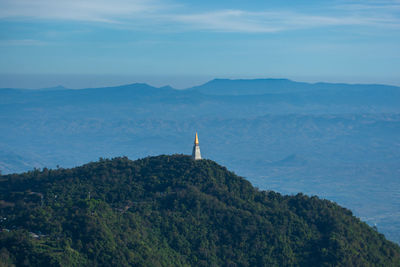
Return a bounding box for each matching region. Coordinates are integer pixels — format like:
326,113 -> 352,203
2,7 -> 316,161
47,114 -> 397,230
192,132 -> 202,160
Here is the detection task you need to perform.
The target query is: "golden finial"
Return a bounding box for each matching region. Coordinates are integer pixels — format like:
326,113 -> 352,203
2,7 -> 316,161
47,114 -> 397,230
195,132 -> 199,145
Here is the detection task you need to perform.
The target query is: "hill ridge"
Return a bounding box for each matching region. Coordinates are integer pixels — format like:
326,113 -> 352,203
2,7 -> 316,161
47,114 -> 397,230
1,155 -> 399,266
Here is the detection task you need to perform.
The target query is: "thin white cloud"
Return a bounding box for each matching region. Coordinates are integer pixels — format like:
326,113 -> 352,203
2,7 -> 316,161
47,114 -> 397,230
0,0 -> 399,33
170,10 -> 283,33
169,9 -> 400,33
0,0 -> 162,22
337,3 -> 400,11
0,39 -> 48,46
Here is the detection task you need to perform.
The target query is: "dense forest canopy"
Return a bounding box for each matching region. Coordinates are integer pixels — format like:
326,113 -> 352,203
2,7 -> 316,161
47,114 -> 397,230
1,155 -> 399,266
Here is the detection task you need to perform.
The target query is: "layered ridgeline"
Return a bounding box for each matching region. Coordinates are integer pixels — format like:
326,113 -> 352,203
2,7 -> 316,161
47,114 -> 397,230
1,155 -> 399,266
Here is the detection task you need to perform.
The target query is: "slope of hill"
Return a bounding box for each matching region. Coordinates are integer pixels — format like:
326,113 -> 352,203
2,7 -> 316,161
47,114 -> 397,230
0,155 -> 399,266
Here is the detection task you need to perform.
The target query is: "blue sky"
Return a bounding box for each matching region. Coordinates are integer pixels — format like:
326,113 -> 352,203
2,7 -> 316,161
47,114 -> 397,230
0,0 -> 399,88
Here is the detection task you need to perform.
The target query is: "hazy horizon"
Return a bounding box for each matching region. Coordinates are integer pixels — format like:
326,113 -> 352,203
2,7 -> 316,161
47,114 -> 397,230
1,73 -> 400,90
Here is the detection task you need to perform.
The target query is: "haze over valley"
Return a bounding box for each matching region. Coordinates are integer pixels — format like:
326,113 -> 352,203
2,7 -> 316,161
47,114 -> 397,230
1,78 -> 399,244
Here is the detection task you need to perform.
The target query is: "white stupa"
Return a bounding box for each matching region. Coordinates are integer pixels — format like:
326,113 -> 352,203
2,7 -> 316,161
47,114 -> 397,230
192,132 -> 202,160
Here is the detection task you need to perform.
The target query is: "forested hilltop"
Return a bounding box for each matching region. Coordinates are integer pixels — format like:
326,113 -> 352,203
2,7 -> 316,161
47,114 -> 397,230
0,155 -> 399,266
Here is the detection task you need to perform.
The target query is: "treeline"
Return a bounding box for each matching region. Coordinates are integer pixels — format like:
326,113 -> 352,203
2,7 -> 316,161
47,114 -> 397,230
0,155 -> 399,266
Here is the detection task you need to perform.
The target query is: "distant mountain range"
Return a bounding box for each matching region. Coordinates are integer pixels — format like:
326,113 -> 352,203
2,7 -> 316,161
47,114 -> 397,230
2,78 -> 400,108
0,78 -> 399,244
191,78 -> 400,96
